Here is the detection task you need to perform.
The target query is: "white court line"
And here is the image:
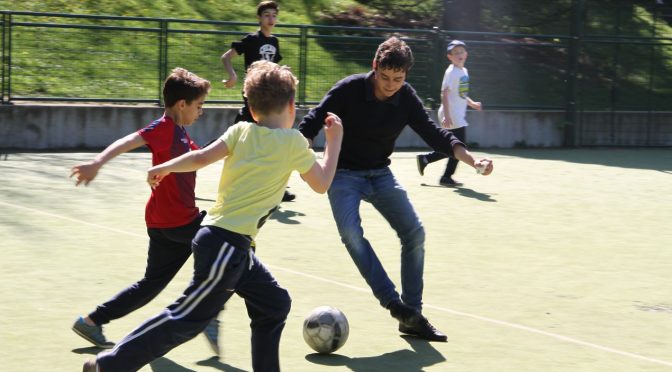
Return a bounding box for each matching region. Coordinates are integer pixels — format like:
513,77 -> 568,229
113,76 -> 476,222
0,200 -> 145,239
3,199 -> 672,368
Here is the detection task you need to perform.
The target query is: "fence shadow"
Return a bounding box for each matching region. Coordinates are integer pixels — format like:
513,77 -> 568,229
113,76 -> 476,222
476,148 -> 672,172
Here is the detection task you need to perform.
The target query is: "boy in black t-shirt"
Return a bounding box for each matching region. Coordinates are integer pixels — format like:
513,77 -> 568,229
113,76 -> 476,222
220,1 -> 295,202
221,1 -> 282,123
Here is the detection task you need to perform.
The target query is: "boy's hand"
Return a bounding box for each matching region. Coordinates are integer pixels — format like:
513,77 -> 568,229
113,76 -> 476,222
474,158 -> 493,176
70,161 -> 101,186
147,167 -> 170,189
222,75 -> 237,89
441,117 -> 454,128
324,112 -> 343,142
471,101 -> 483,111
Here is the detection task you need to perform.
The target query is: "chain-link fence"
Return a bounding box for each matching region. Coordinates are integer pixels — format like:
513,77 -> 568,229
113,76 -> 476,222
1,6 -> 671,146
0,12 -> 439,106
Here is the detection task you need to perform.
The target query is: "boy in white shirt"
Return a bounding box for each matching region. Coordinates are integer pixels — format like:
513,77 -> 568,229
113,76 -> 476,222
416,40 -> 483,186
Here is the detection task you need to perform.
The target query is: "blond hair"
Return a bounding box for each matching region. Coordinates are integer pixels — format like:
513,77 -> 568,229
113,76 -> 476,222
244,60 -> 297,116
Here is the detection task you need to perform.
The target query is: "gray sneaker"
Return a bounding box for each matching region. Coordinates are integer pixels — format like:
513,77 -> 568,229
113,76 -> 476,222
82,359 -> 97,372
203,318 -> 220,356
72,316 -> 115,349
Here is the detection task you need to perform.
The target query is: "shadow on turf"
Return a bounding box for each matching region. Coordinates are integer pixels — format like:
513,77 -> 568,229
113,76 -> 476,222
452,186 -> 497,202
421,183 -> 497,202
305,335 -> 446,371
270,207 -> 306,225
72,347 -> 203,372
196,356 -> 247,372
483,148 -> 672,171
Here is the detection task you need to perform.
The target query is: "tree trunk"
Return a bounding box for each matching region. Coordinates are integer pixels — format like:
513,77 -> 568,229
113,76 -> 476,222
442,0 -> 481,31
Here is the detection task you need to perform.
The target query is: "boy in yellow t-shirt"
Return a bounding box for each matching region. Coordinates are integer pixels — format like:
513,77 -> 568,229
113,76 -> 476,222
84,60 -> 343,372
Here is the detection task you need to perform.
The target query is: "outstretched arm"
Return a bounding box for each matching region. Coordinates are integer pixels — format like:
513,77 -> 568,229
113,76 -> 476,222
453,144 -> 493,175
221,48 -> 239,89
440,88 -> 453,128
147,139 -> 229,189
300,113 -> 343,193
70,132 -> 146,186
467,97 -> 482,111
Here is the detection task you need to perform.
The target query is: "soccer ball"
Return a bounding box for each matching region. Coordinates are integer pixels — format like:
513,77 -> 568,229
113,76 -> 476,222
302,306 -> 349,354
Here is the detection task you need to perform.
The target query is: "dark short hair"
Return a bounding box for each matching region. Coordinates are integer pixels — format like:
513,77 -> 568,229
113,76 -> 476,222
257,1 -> 279,16
163,68 -> 211,108
374,37 -> 414,73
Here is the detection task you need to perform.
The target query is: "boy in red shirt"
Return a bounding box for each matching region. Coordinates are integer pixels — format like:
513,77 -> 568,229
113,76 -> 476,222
70,67 -> 219,353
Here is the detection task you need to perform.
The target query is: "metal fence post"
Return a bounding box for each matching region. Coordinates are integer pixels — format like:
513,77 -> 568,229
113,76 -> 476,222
565,0 -> 584,147
646,4 -> 659,144
158,19 -> 168,106
429,28 -> 444,109
298,26 -> 308,106
1,12 -> 9,104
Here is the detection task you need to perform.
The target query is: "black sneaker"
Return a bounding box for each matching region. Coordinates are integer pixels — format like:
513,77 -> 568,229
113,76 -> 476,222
416,155 -> 429,176
281,190 -> 296,202
439,177 -> 462,187
387,300 -> 422,325
399,315 -> 448,342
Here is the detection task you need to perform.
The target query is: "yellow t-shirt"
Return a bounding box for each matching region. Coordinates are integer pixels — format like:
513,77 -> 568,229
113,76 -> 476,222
203,121 -> 316,236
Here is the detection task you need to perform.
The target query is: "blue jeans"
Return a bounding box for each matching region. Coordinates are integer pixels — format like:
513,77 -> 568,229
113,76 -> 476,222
327,167 -> 425,310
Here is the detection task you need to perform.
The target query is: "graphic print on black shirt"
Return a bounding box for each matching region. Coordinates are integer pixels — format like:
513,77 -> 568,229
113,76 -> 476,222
231,31 -> 282,70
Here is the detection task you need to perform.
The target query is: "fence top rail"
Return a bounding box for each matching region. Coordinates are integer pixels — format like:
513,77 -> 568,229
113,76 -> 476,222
2,9 -> 670,42
582,33 -> 672,42
441,29 -> 573,40
11,21 -> 161,32
0,10 -> 576,40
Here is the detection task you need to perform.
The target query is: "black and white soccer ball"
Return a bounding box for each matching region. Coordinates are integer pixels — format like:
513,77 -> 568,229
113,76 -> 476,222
302,306 -> 349,354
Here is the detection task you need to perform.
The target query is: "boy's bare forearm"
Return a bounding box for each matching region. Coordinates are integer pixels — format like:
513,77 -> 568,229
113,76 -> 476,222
220,50 -> 238,79
467,97 -> 481,110
317,140 -> 341,190
441,90 -> 451,120
93,132 -> 145,166
301,138 -> 342,193
155,141 -> 228,174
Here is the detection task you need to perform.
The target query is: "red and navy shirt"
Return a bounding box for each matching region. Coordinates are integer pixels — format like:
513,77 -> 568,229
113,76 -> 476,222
138,115 -> 199,228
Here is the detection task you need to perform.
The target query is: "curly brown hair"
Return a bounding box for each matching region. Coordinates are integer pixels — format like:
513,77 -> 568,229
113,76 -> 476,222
374,37 -> 414,73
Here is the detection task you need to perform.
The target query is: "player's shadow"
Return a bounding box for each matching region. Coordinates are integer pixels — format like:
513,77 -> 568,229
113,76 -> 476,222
421,183 -> 496,202
149,357 -> 197,371
269,206 -> 305,225
452,186 -> 497,202
71,346 -> 101,355
305,335 -> 446,371
71,347 -> 197,371
195,356 -> 248,372
483,148 -> 672,171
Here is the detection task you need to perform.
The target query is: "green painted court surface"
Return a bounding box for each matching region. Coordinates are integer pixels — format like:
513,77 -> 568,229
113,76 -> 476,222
1,149 -> 671,371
